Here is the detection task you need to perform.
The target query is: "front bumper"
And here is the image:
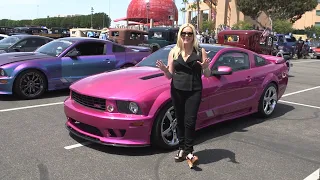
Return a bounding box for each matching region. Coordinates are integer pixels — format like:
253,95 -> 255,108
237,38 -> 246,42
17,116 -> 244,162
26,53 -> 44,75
64,97 -> 154,147
0,77 -> 14,94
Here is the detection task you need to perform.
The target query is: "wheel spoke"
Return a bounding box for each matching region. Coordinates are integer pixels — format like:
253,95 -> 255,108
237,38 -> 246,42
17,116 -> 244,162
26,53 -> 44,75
165,111 -> 174,123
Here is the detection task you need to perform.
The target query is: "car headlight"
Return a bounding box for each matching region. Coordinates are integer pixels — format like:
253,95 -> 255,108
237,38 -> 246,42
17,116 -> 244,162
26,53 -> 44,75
0,69 -> 6,76
116,101 -> 141,114
129,102 -> 139,114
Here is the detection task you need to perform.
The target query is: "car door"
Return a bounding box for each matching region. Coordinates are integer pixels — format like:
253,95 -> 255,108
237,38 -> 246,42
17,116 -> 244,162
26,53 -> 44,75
111,44 -> 127,66
61,41 -> 117,83
205,51 -> 257,120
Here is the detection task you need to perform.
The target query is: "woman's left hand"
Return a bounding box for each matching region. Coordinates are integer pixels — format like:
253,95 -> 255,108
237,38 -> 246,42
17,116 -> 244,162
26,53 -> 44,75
197,58 -> 210,69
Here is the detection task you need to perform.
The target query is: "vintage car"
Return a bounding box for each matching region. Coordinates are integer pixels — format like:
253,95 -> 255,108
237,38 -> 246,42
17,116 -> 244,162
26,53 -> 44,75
64,44 -> 288,149
0,35 -> 53,54
218,30 -> 275,55
0,37 -> 151,99
108,28 -> 148,46
139,27 -> 179,52
218,30 -> 293,70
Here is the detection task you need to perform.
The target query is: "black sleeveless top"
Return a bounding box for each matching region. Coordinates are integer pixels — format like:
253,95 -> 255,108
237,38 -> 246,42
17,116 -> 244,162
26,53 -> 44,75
171,48 -> 203,91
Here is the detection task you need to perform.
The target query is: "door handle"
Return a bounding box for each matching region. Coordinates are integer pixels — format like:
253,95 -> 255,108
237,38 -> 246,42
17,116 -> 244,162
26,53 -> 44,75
246,76 -> 252,83
103,59 -> 111,63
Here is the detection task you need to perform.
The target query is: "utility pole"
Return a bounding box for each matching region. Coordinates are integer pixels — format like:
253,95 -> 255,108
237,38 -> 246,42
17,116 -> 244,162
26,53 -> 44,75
91,7 -> 94,28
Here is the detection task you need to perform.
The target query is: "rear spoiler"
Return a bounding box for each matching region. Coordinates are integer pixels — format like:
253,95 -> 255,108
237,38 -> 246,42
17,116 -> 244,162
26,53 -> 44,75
259,54 -> 286,64
125,45 -> 151,52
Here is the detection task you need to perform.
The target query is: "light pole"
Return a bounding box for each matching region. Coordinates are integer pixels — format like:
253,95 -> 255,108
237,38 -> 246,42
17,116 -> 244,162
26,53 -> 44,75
145,0 -> 150,30
91,7 -> 94,28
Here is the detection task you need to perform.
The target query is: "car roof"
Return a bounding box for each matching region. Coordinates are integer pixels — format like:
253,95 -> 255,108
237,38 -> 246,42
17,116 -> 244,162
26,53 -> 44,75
57,37 -> 109,43
10,34 -> 52,39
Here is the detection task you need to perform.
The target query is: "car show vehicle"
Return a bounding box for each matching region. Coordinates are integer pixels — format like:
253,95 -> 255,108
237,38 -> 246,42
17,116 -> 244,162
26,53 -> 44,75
0,37 -> 151,99
218,30 -> 293,71
0,34 -> 8,40
108,28 -> 148,46
64,44 -> 289,149
0,35 -> 53,54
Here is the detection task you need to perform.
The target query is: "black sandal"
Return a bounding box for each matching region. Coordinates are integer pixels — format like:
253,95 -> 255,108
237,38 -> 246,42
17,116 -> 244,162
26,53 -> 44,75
174,149 -> 185,162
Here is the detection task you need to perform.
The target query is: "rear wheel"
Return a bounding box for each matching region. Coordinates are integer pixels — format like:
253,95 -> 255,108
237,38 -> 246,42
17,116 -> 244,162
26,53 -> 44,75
13,70 -> 47,99
151,102 -> 179,149
257,83 -> 278,117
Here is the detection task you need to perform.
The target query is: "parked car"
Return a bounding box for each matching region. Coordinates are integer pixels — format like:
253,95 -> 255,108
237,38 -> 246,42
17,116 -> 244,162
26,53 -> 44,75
0,35 -> 52,54
0,37 -> 151,99
64,44 -> 289,149
0,34 -> 8,40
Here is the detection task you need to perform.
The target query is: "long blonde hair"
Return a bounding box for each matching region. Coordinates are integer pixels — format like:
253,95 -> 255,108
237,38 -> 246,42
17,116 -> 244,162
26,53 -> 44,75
172,23 -> 200,60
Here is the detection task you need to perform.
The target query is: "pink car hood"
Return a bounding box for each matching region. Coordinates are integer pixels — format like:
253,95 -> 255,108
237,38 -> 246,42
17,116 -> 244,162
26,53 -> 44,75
70,66 -> 169,99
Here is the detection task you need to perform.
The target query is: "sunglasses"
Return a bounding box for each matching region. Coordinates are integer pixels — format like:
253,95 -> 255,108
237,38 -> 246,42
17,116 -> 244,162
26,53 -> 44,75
181,32 -> 193,37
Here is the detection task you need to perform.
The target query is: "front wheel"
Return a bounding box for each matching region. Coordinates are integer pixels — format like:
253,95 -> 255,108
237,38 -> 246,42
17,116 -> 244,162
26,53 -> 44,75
13,70 -> 47,99
257,83 -> 278,118
151,102 -> 179,149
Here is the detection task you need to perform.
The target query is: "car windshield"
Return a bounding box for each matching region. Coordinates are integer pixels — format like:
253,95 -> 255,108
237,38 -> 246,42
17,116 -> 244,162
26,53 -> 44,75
35,40 -> 73,56
136,45 -> 221,67
0,36 -> 22,45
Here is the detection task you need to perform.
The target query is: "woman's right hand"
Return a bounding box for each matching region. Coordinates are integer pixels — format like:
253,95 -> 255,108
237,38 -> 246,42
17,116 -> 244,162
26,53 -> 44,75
156,60 -> 169,72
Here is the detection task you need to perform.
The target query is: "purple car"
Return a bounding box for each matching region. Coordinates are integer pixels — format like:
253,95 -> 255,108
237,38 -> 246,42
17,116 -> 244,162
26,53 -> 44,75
0,37 -> 151,99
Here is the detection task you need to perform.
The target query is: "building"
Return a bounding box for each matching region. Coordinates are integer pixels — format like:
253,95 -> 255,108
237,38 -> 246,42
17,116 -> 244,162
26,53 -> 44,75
113,0 -> 178,28
185,0 -> 320,32
185,0 -> 271,33
293,3 -> 320,29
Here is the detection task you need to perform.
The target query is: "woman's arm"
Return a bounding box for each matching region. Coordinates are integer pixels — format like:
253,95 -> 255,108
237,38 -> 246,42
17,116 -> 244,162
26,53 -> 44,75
201,48 -> 211,77
164,50 -> 174,79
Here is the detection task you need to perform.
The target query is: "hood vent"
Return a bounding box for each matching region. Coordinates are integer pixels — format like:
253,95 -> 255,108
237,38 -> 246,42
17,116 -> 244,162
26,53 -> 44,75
140,73 -> 164,80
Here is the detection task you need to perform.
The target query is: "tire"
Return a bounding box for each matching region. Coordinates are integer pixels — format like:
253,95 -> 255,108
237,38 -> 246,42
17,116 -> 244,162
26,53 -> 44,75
13,69 -> 47,99
151,102 -> 179,150
257,83 -> 278,118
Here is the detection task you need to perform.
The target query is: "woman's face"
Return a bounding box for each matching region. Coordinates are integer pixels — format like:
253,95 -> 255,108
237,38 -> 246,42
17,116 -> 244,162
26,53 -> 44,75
181,26 -> 194,45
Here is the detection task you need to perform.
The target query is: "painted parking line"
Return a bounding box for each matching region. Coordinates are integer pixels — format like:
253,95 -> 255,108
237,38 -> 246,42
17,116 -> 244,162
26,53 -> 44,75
279,100 -> 320,110
282,86 -> 320,97
0,102 -> 64,112
64,142 -> 92,150
304,168 -> 320,180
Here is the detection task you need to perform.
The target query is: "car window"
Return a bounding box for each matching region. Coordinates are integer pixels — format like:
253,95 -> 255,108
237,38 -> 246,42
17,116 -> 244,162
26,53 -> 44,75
112,44 -> 126,52
254,55 -> 267,67
72,42 -> 106,56
213,52 -> 250,72
136,46 -> 220,67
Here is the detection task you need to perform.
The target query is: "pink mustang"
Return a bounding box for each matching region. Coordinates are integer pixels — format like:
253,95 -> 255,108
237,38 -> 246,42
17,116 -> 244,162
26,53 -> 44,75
64,44 -> 288,149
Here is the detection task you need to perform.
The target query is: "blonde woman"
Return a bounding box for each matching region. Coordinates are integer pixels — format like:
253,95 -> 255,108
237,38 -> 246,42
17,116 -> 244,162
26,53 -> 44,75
156,23 -> 211,169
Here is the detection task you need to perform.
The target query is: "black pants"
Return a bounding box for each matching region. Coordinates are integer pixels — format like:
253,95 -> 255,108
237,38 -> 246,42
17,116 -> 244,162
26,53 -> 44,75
171,87 -> 202,154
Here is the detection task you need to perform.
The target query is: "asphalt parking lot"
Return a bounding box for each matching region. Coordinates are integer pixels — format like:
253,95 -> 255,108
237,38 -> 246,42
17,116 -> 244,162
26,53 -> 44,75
0,59 -> 319,180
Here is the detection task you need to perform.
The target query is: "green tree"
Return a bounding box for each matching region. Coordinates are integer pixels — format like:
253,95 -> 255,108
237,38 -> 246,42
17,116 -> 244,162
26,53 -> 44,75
272,19 -> 293,34
232,20 -> 254,30
0,12 -> 111,29
236,0 -> 318,25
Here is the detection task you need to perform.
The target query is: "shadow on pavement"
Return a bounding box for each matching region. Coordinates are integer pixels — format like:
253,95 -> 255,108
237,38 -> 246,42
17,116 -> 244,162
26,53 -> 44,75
69,103 -> 295,157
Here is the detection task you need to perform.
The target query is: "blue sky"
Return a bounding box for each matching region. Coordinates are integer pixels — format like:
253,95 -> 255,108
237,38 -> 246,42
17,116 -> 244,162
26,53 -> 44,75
0,0 -> 186,27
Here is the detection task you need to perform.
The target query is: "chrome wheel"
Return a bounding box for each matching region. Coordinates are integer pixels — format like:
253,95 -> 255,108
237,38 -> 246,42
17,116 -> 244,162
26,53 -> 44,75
263,86 -> 277,115
19,71 -> 44,98
160,106 -> 179,146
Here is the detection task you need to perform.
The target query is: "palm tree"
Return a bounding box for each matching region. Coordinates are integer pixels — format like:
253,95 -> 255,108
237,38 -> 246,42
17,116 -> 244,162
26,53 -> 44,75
181,0 -> 189,24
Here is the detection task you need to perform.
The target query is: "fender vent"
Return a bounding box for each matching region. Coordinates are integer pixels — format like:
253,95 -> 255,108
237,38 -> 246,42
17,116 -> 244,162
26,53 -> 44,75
140,73 -> 164,80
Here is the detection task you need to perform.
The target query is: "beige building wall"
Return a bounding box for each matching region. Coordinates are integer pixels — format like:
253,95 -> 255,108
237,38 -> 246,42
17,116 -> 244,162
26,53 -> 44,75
293,4 -> 320,29
185,0 -> 267,32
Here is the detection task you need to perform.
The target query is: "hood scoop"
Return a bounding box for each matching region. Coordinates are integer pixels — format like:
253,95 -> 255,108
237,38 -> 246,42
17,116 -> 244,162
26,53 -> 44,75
140,73 -> 164,80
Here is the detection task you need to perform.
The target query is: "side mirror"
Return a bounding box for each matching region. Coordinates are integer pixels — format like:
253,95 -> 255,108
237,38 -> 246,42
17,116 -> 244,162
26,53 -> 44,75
67,50 -> 80,57
212,66 -> 232,76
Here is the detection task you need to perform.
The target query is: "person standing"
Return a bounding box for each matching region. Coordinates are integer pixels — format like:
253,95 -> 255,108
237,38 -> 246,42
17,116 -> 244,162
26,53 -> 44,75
156,23 -> 211,169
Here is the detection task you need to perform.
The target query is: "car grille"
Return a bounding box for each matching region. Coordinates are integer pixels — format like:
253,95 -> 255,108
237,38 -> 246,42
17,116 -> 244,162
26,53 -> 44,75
71,91 -> 106,111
